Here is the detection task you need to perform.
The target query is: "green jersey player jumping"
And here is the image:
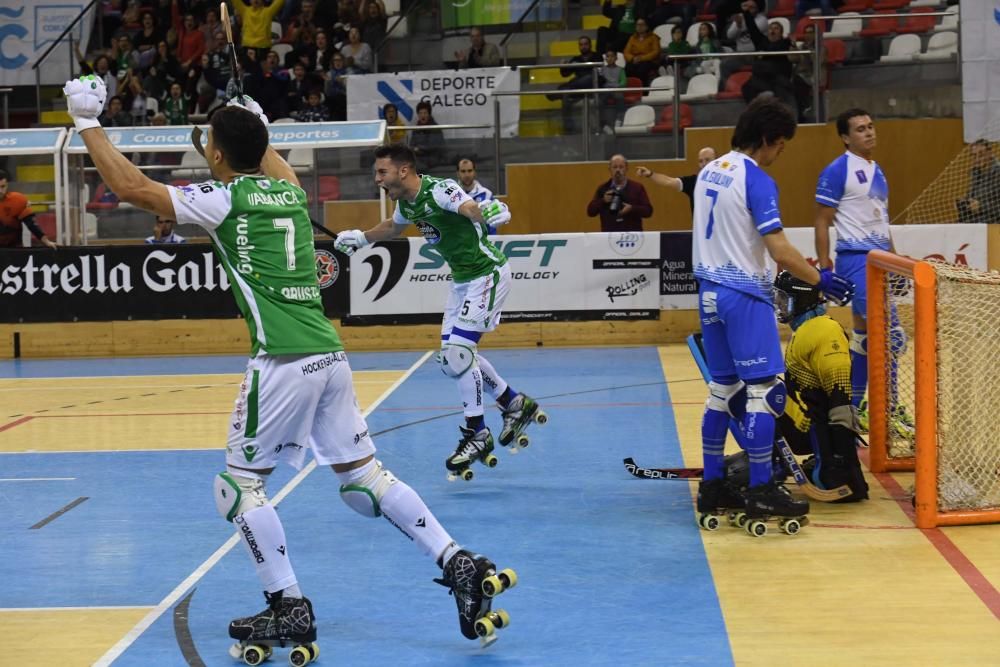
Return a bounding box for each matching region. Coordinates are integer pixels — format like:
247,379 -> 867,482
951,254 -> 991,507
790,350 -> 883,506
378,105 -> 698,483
335,144 -> 547,482
64,76 -> 518,658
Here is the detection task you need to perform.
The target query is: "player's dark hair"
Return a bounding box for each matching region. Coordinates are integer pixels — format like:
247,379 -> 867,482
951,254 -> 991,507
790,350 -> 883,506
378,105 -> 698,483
210,106 -> 268,173
0,168 -> 7,181
836,108 -> 870,140
457,156 -> 476,170
374,143 -> 417,169
731,96 -> 797,152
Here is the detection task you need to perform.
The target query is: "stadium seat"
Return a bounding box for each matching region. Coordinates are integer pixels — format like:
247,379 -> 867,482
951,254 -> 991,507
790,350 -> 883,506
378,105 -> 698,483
873,0 -> 910,9
716,71 -> 751,99
145,96 -> 159,117
86,183 -> 117,211
680,73 -> 718,101
615,104 -> 656,135
896,7 -> 936,33
288,148 -> 315,173
643,75 -> 675,104
792,16 -> 815,40
825,13 -> 863,38
932,5 -> 958,32
772,17 -> 791,37
837,0 -> 872,12
272,117 -> 296,124
916,30 -> 957,60
272,43 -> 293,61
770,0 -> 796,18
654,24 -> 674,49
908,0 -> 942,7
824,38 -> 847,65
271,21 -> 282,43
694,0 -> 716,21
623,76 -> 644,104
549,40 -> 580,58
318,175 -> 341,202
652,104 -> 694,133
879,33 -> 921,62
582,14 -> 612,30
173,151 -> 211,180
858,11 -> 898,37
616,51 -> 626,68
686,22 -> 701,48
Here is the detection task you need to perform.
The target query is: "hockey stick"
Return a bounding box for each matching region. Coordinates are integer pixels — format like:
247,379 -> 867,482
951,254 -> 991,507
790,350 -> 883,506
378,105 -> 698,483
220,1 -> 244,105
774,437 -> 853,501
623,457 -> 702,480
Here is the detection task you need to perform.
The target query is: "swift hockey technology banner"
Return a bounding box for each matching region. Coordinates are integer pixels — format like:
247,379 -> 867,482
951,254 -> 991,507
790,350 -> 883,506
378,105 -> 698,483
0,242 -> 350,322
345,232 -> 661,324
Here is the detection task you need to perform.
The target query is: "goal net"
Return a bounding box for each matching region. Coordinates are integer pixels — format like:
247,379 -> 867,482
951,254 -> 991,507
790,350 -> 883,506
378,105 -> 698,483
868,251 -> 1000,528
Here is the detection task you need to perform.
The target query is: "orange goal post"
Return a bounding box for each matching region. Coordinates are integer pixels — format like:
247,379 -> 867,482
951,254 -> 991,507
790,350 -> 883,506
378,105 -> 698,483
867,250 -> 1000,529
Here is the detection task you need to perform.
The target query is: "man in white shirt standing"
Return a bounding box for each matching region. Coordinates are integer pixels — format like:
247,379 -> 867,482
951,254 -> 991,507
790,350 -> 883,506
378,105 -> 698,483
145,215 -> 187,244
456,158 -> 494,203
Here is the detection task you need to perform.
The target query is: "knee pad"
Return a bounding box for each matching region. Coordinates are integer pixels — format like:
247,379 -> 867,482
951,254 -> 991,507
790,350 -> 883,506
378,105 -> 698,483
706,380 -> 746,418
214,471 -> 268,522
850,330 -> 867,356
440,342 -> 477,378
337,459 -> 398,518
746,377 -> 786,417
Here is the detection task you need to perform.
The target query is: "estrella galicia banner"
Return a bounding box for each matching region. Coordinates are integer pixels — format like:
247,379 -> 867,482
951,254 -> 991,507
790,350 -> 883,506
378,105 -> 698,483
345,233 -> 660,324
0,242 -> 349,322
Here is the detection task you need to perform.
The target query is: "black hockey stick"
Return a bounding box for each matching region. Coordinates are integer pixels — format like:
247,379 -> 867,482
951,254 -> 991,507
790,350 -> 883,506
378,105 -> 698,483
623,457 -> 702,480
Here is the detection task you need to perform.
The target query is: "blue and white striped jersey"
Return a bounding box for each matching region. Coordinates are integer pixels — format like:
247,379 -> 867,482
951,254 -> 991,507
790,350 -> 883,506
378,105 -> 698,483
462,180 -> 494,203
815,151 -> 890,253
692,151 -> 783,302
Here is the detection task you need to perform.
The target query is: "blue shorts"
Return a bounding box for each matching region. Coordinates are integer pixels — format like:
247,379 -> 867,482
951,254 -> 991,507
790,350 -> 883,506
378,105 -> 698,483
835,251 -> 868,319
698,282 -> 784,382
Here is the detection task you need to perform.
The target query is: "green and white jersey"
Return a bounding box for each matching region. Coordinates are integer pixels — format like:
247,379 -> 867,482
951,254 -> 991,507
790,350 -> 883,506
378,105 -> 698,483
392,175 -> 506,283
168,176 -> 342,357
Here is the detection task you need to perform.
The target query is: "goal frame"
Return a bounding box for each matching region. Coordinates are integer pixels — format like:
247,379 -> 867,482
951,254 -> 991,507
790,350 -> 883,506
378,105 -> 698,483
867,249 -> 1000,528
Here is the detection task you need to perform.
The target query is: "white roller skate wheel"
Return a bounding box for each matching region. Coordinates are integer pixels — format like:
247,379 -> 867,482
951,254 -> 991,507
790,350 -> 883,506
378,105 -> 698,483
782,519 -> 801,535
748,520 -> 767,537
535,411 -> 548,425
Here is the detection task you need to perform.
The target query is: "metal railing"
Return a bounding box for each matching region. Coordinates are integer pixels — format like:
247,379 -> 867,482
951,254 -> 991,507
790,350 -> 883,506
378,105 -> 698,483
499,0 -> 545,65
372,0 -> 429,73
0,88 -> 11,129
31,0 -> 99,123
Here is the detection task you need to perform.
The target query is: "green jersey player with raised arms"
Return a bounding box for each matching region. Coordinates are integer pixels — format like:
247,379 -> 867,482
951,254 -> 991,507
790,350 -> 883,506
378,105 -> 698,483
335,144 -> 547,481
63,75 -> 517,660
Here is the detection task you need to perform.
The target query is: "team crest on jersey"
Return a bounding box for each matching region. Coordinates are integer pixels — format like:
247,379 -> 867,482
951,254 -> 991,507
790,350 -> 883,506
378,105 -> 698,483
314,250 -> 340,288
855,170 -> 868,184
415,220 -> 442,244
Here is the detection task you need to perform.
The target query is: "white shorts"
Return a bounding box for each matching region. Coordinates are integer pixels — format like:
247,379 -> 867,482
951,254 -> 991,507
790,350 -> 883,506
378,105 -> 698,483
225,352 -> 376,472
441,263 -> 512,341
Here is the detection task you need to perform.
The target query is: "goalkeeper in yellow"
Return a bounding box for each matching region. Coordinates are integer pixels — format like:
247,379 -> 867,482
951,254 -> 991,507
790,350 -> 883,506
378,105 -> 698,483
773,271 -> 868,502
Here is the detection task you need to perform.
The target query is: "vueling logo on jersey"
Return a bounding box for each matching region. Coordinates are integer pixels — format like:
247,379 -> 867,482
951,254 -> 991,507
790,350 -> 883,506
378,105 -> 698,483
248,191 -> 299,206
235,214 -> 254,274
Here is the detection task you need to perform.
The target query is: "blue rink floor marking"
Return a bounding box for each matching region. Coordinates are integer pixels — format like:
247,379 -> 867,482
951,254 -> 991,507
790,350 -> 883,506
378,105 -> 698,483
5,348 -> 732,666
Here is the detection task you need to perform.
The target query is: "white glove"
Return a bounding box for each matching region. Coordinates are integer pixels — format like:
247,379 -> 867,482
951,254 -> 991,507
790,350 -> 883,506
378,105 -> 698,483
479,199 -> 511,227
63,75 -> 107,132
227,95 -> 269,127
334,229 -> 369,256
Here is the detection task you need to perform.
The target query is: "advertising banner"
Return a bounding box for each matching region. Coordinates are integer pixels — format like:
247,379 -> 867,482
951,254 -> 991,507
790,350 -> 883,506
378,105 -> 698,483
959,0 -> 1000,142
441,0 -> 564,29
0,242 -> 350,322
0,1 -> 93,86
346,232 -> 660,323
346,68 -> 520,138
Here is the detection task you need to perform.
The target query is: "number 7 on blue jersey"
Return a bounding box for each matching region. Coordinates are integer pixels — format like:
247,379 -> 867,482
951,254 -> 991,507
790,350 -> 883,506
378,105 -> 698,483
704,188 -> 719,239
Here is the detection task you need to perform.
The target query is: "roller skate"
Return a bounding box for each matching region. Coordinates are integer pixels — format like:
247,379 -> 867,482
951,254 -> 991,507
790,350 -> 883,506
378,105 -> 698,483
498,393 -> 548,453
228,591 -> 319,666
856,398 -> 870,434
696,478 -> 748,531
743,480 -> 810,537
445,426 -> 498,482
890,404 -> 915,439
435,548 -> 517,648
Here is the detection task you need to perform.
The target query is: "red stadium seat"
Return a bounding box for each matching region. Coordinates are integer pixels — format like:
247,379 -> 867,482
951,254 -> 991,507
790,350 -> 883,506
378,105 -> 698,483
838,0 -> 872,12
716,71 -> 751,99
873,0 -> 910,9
624,77 -> 644,105
318,176 -> 341,202
86,183 -> 118,211
896,7 -> 936,34
824,38 -> 847,65
792,16 -> 815,41
32,213 -> 56,242
770,0 -> 796,17
857,11 -> 899,37
651,104 -> 693,133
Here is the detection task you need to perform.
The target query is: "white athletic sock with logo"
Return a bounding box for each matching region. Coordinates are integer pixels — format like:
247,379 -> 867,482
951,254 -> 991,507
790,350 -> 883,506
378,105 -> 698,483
379,479 -> 456,561
476,354 -> 508,400
457,366 -> 486,418
235,504 -> 297,594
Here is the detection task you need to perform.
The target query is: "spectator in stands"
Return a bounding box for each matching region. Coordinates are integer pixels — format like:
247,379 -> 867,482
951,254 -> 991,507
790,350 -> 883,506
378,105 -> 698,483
75,50 -> 118,108
100,95 -> 133,126
958,140 -> 1000,224
796,0 -> 837,19
111,34 -> 139,75
332,0 -> 359,44
343,27 -> 374,73
286,63 -> 312,113
455,27 -> 501,68
360,0 -> 388,49
360,0 -> 387,17
587,154 -> 654,232
720,0 -> 766,83
233,0 -> 286,60
695,22 -> 721,54
293,90 -> 332,122
201,31 -> 233,95
284,0 -> 319,46
0,170 -> 57,249
791,22 -> 825,121
597,0 -> 638,55
325,51 -> 351,120
456,158 -> 495,203
547,36 -> 602,133
201,7 -> 222,52
410,100 -> 445,167
253,50 -> 289,119
665,25 -> 695,78
143,41 -> 179,101
192,84 -> 224,118
145,215 -> 186,244
383,102 -> 407,143
624,18 -> 661,85
647,0 -> 696,32
162,82 -> 191,124
742,16 -> 796,110
121,0 -> 143,32
635,146 -> 718,212
172,3 -> 206,78
597,47 -> 626,134
134,12 -> 163,69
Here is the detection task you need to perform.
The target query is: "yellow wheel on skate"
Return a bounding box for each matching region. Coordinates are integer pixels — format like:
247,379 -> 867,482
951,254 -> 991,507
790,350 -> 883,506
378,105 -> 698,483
535,410 -> 548,425
311,643 -> 320,660
698,513 -> 720,531
461,468 -> 475,481
497,568 -> 518,590
242,645 -> 267,666
516,434 -> 529,448
263,646 -> 273,660
780,518 -> 802,535
288,644 -> 314,666
484,454 -> 498,468
490,608 -> 511,629
475,615 -> 497,638
747,520 -> 767,537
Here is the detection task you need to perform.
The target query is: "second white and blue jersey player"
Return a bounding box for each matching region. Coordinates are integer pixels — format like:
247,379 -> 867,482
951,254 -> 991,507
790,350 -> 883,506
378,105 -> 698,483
692,98 -> 855,525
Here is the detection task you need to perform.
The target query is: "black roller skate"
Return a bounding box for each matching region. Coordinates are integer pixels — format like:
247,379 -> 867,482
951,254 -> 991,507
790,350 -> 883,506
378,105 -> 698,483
435,549 -> 517,647
498,393 -> 548,452
228,591 -> 319,666
446,426 -> 498,482
744,480 -> 810,537
696,478 -> 747,531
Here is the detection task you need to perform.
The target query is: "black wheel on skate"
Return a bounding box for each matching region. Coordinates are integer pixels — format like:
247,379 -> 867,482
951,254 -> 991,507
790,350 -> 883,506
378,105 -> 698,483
242,645 -> 266,666
747,520 -> 767,537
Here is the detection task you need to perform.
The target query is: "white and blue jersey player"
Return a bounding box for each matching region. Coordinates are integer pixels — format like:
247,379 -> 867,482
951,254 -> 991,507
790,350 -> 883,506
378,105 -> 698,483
456,157 -> 500,233
814,109 -> 895,412
692,98 -> 855,518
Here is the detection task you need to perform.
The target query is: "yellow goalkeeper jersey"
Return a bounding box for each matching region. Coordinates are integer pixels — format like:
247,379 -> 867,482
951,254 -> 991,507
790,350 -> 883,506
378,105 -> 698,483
784,314 -> 852,433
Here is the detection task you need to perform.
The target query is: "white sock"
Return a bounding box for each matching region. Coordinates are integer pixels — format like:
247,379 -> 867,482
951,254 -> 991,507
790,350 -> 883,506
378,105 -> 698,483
235,504 -> 297,594
457,365 -> 485,418
477,354 -> 508,400
379,479 -> 457,561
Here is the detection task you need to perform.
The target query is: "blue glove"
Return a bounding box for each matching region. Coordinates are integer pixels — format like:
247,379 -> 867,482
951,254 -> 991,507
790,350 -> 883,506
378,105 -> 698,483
817,268 -> 855,306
